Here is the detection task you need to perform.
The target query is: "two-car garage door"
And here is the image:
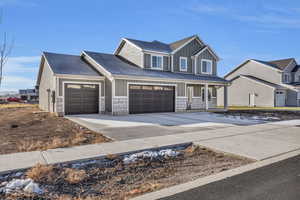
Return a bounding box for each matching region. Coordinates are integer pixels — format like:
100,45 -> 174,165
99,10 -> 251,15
129,85 -> 175,114
64,83 -> 99,115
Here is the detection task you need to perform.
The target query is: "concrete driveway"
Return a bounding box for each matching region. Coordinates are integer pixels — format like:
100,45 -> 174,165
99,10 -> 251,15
66,112 -> 263,141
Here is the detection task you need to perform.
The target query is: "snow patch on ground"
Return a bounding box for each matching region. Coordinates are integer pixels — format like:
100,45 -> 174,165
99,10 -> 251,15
0,178 -> 43,194
123,149 -> 180,164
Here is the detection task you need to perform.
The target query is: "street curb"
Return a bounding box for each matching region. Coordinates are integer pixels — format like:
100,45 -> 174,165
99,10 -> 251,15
132,149 -> 300,200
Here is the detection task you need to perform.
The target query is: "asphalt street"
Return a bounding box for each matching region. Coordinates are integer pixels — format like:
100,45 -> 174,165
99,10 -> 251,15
160,155 -> 300,200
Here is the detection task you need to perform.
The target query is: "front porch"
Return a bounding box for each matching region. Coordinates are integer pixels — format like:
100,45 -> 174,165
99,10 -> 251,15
183,83 -> 228,111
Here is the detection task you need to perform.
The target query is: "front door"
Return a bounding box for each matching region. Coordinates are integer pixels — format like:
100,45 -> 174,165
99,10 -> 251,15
275,91 -> 285,107
249,93 -> 255,107
187,86 -> 193,110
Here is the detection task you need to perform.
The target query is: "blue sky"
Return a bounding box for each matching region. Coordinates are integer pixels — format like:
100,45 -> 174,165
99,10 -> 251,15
1,0 -> 300,91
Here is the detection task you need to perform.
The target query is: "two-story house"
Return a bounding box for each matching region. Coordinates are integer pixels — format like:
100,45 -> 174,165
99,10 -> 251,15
217,58 -> 300,107
36,35 -> 229,116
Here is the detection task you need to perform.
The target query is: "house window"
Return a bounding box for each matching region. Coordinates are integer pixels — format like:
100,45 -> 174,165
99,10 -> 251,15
180,57 -> 188,71
151,55 -> 163,69
201,59 -> 212,74
284,74 -> 290,83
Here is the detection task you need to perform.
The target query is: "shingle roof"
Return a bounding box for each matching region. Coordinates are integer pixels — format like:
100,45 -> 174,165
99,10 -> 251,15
84,51 -> 228,83
252,59 -> 280,70
292,65 -> 300,72
169,35 -> 196,51
268,58 -> 295,70
241,75 -> 285,89
43,52 -> 102,76
125,38 -> 172,53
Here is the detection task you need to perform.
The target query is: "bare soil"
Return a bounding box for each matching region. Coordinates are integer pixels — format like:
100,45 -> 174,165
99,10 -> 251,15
0,145 -> 252,200
217,110 -> 300,121
0,106 -> 111,155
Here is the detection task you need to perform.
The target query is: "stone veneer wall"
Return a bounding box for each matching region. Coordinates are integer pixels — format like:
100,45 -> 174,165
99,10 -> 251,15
56,96 -> 64,116
112,97 -> 129,115
175,97 -> 188,112
100,97 -> 105,113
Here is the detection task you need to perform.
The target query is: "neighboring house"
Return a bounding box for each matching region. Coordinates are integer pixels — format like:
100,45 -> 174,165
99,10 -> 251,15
19,88 -> 39,102
36,35 -> 229,116
217,58 -> 300,107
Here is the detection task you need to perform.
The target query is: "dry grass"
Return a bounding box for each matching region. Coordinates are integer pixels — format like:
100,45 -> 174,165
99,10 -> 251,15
26,164 -> 56,183
0,103 -> 36,109
126,183 -> 162,198
64,168 -> 87,184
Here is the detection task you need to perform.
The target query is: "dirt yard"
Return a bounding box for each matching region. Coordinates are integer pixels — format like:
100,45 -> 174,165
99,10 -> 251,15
217,110 -> 300,121
0,106 -> 111,155
0,145 -> 252,200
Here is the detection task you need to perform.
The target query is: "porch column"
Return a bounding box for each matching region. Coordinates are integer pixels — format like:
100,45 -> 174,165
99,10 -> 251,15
205,84 -> 208,110
224,85 -> 228,110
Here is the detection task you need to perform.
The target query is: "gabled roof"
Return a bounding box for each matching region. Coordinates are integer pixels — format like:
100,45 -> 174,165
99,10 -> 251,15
124,38 -> 172,53
84,51 -> 228,83
240,75 -> 285,89
268,58 -> 295,70
169,35 -> 196,51
115,35 -> 212,55
43,52 -> 101,76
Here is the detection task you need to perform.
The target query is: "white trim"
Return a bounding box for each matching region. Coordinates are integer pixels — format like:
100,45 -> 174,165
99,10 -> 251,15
61,81 -> 102,115
141,52 -> 144,68
122,38 -> 143,51
171,36 -> 197,54
171,55 -> 174,72
113,39 -> 125,55
194,46 -> 220,61
126,82 -> 178,113
201,59 -> 213,75
239,75 -> 276,90
143,50 -> 169,55
81,51 -> 114,81
150,54 -> 164,70
55,74 -> 104,80
224,59 -> 282,79
114,74 -> 229,85
179,57 -> 188,72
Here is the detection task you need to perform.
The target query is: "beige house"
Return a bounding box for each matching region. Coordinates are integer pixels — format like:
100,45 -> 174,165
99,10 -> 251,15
36,35 -> 229,116
218,58 -> 300,107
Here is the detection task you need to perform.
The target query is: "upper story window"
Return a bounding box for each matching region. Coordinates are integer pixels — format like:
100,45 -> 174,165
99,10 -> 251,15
151,55 -> 163,70
201,59 -> 212,74
284,74 -> 290,83
179,57 -> 188,72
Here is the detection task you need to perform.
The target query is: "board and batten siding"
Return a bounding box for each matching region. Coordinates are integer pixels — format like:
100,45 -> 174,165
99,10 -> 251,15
118,41 -> 142,67
196,49 -> 217,75
144,53 -> 170,71
173,39 -> 203,73
39,60 -> 55,112
114,79 -> 185,97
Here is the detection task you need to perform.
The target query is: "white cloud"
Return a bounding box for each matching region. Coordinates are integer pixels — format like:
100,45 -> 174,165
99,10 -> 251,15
0,56 -> 39,91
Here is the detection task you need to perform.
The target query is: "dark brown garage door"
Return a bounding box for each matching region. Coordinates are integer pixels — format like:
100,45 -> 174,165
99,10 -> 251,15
129,85 -> 175,114
64,83 -> 99,115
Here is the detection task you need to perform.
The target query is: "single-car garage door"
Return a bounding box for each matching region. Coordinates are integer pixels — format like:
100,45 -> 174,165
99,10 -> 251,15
129,85 -> 175,114
64,83 -> 99,115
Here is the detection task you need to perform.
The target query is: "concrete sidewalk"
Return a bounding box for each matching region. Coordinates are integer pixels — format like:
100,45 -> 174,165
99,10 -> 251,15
1,120 -> 300,173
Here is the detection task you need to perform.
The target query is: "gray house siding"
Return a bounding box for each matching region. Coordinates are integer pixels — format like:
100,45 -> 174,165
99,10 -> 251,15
39,61 -> 55,112
114,79 -> 185,97
218,76 -> 275,107
105,78 -> 112,112
144,53 -> 170,71
118,42 -> 142,67
286,89 -> 298,106
173,39 -> 203,73
196,49 -> 217,75
226,61 -> 282,84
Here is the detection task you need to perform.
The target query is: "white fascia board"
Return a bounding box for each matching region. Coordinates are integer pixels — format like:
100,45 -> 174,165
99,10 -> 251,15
239,75 -> 276,90
122,38 -> 143,51
113,74 -> 228,85
113,39 -> 125,55
142,50 -> 170,55
55,74 -> 105,80
194,46 -> 220,61
171,36 -> 197,54
251,60 -> 282,73
81,51 -> 114,81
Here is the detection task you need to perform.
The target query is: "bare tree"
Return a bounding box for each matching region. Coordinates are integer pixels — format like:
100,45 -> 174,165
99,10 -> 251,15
0,10 -> 13,89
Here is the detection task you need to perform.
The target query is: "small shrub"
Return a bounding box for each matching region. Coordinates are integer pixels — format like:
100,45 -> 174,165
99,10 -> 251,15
26,163 -> 55,183
64,168 -> 87,184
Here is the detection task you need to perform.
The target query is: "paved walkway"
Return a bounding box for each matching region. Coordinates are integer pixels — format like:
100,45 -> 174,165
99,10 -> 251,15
1,120 -> 300,174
